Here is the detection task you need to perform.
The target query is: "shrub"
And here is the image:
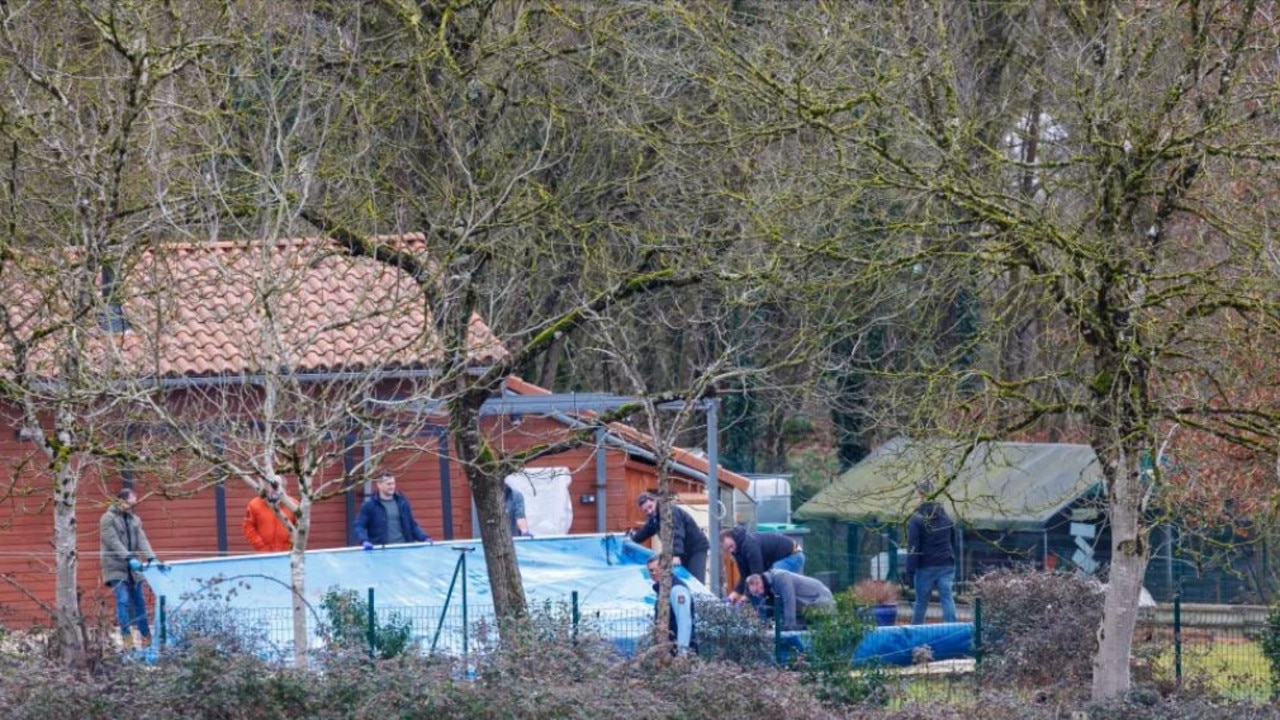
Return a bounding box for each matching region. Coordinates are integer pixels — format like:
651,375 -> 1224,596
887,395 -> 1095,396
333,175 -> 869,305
798,591 -> 886,707
1260,600 -> 1280,699
850,578 -> 900,605
845,689 -> 1280,720
971,567 -> 1103,692
166,599 -> 277,658
319,587 -> 413,659
692,597 -> 774,665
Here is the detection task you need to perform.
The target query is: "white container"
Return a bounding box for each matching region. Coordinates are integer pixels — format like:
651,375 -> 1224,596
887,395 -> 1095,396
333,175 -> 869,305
745,474 -> 793,525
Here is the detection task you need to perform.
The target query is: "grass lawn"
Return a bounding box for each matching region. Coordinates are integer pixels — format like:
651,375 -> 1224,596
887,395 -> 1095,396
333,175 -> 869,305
1149,638 -> 1271,702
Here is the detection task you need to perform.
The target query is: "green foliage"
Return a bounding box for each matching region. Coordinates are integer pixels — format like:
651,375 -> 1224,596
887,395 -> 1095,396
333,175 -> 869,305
787,445 -> 841,508
319,588 -> 413,660
797,592 -> 886,707
1259,602 -> 1280,700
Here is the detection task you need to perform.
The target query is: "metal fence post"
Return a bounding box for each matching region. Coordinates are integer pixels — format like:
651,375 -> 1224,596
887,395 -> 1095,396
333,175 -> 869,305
367,587 -> 376,658
571,590 -> 580,645
158,595 -> 167,652
460,548 -> 470,663
973,596 -> 982,667
773,593 -> 782,665
1174,592 -> 1183,691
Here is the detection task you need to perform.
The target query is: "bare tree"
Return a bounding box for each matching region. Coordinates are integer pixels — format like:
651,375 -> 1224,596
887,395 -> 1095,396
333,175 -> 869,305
223,2 -> 738,631
667,0 -> 1280,700
0,1 -> 214,663
122,236 -> 443,667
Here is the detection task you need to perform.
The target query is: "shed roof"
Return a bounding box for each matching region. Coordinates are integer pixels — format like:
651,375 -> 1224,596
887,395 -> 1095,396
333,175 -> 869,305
503,376 -> 751,493
794,437 -> 1103,531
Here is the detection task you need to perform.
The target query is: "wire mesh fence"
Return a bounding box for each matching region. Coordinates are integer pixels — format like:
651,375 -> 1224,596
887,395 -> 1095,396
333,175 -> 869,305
150,590 -> 1280,703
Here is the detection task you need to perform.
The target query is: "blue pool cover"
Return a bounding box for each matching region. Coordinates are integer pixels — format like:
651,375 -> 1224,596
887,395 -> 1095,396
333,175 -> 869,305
141,533 -> 972,666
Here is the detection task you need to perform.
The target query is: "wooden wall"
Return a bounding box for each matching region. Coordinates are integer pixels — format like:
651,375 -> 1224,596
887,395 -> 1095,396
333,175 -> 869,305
0,400 -> 725,627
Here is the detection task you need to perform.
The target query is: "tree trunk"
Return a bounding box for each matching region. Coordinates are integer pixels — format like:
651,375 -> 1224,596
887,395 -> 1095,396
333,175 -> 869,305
1092,449 -> 1150,699
451,388 -> 528,633
290,494 -> 311,668
468,466 -> 526,634
652,464 -> 675,655
52,457 -> 84,662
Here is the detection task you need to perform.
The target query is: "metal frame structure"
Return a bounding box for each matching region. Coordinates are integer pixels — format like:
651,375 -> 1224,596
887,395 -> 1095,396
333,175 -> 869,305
394,392 -> 727,593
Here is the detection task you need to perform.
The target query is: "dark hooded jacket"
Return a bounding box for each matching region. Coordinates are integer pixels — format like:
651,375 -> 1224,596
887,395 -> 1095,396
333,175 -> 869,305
906,501 -> 955,576
727,525 -> 801,595
630,504 -> 710,562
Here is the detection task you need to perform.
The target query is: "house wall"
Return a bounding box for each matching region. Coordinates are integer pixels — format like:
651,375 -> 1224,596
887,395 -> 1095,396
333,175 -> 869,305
0,400 -> 731,627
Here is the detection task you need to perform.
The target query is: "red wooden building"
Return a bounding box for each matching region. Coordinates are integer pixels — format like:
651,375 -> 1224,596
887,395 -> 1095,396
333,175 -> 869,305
0,238 -> 747,628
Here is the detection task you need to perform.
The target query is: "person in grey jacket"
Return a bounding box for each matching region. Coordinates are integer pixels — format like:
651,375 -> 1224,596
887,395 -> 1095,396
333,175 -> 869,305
100,488 -> 160,650
746,569 -> 835,631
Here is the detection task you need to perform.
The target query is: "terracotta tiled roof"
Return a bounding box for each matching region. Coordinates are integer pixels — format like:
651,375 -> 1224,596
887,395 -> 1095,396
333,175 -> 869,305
503,376 -> 750,492
1,235 -> 507,379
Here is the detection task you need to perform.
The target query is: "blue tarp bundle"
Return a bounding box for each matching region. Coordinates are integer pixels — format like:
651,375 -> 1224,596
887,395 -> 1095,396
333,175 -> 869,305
776,623 -> 973,667
853,623 -> 973,665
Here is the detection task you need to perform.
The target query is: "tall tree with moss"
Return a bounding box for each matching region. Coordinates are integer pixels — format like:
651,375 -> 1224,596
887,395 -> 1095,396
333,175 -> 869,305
660,0 -> 1280,700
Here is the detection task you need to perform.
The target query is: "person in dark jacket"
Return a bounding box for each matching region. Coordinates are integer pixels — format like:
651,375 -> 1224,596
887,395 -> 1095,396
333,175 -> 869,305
746,569 -> 835,631
100,488 -> 160,650
353,474 -> 432,549
647,555 -> 696,656
720,525 -> 805,602
627,492 -> 711,583
906,480 -> 957,624
505,484 -> 531,537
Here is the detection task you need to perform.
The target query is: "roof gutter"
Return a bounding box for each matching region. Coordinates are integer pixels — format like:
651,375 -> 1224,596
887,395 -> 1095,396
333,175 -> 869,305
546,407 -> 739,492
26,366 -> 464,394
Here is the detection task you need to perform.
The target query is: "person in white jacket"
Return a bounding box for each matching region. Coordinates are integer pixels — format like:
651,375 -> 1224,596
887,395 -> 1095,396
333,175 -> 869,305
647,556 -> 696,656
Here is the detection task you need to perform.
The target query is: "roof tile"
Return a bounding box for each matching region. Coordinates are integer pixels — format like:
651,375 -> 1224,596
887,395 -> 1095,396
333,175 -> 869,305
2,234 -> 507,379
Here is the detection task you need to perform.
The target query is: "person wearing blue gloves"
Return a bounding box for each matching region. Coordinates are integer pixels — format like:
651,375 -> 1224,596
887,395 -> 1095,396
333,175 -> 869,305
100,488 -> 163,650
648,555 -> 696,657
628,492 -> 710,583
353,474 -> 432,550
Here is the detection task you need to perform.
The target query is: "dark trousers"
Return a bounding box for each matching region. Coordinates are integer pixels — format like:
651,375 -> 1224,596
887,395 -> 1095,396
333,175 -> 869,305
682,548 -> 709,585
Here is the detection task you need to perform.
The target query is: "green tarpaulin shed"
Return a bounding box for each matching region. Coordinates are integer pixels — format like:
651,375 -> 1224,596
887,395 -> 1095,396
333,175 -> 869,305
794,437 -> 1103,531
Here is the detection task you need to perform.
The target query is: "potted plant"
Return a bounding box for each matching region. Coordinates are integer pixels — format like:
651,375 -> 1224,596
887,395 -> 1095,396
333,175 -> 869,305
850,579 -> 900,627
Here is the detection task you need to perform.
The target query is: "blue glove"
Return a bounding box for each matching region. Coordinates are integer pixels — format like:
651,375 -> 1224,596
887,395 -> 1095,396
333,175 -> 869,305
362,541 -> 374,551
128,558 -> 143,571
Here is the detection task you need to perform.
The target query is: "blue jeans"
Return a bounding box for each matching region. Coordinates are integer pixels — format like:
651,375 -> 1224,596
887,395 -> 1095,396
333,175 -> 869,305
111,579 -> 150,639
771,551 -> 805,575
912,564 -> 956,624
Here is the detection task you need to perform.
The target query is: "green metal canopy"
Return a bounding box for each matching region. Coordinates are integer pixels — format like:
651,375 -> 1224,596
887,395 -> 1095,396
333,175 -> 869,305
794,437 -> 1103,531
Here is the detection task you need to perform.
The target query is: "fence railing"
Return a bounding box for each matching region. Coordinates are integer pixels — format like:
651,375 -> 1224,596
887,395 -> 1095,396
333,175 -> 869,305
150,590 -> 1278,702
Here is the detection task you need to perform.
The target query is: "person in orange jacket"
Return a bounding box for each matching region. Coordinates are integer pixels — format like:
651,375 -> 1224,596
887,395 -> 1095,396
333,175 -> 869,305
243,482 -> 295,552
